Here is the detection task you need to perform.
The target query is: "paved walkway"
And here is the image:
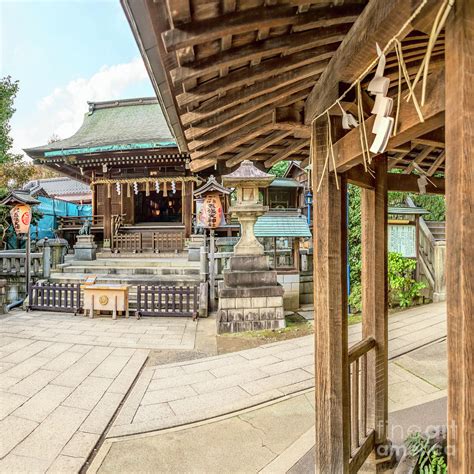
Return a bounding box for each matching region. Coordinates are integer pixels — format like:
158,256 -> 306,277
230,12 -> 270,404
0,311 -> 198,350
0,311 -> 201,473
94,338 -> 447,474
109,302 -> 446,438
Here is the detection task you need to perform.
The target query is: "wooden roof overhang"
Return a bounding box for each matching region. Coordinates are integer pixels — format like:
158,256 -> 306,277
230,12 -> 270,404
122,0 -> 447,185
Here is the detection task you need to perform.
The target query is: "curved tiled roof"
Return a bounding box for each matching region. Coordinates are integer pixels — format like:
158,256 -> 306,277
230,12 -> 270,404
24,98 -> 176,158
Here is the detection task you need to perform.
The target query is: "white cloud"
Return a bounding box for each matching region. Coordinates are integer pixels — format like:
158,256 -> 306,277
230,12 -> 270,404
12,57 -> 149,157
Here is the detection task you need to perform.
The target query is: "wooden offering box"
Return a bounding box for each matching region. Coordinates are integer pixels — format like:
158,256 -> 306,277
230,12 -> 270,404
83,284 -> 130,319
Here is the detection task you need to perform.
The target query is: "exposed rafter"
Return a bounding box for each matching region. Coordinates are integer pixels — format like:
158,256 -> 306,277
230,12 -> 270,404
225,130 -> 292,167
264,140 -> 308,168
162,4 -> 362,53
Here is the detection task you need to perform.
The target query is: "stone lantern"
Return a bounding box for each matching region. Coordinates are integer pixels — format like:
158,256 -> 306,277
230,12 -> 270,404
222,160 -> 274,256
218,160 -> 285,333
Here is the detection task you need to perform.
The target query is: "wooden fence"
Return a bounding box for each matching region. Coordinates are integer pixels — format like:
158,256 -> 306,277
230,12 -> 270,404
112,231 -> 185,253
136,285 -> 198,319
348,336 -> 377,473
28,282 -> 82,315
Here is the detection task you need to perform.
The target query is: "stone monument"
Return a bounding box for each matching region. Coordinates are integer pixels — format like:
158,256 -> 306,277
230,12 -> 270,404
73,219 -> 97,261
218,160 -> 285,333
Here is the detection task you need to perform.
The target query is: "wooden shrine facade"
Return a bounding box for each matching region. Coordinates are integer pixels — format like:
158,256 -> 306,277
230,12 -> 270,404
25,98 -> 199,248
123,0 -> 472,471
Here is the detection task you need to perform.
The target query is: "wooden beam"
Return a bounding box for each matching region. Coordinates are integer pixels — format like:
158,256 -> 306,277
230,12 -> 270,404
189,157 -> 217,172
181,62 -> 327,126
176,48 -> 335,108
162,4 -> 362,53
273,122 -> 310,138
264,140 -> 307,168
170,27 -> 348,86
331,69 -> 445,173
445,1 -> 474,471
346,165 -> 375,189
403,146 -> 435,174
305,0 -> 440,123
225,130 -> 291,168
313,118 -> 350,472
426,150 -> 445,176
387,173 -> 445,194
190,121 -> 273,160
184,82 -> 313,135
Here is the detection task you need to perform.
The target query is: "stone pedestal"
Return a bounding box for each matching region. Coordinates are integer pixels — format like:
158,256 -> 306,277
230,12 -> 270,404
73,235 -> 97,261
217,255 -> 285,333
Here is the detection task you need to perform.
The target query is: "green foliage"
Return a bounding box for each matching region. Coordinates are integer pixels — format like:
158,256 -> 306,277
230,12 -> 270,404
348,283 -> 362,313
388,253 -> 426,308
388,190 -> 445,221
348,184 -> 362,291
406,432 -> 447,474
269,160 -> 290,177
0,76 -> 22,164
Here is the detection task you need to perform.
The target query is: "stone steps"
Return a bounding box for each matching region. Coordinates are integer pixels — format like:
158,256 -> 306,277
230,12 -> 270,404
56,266 -> 200,276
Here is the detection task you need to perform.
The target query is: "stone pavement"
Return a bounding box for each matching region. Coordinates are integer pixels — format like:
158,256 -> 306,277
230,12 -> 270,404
0,310 -> 198,350
94,338 -> 447,474
109,302 -> 446,438
0,337 -> 148,472
0,310 -> 201,473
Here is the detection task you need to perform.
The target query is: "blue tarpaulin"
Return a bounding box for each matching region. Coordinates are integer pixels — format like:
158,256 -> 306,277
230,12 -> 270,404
7,196 -> 92,248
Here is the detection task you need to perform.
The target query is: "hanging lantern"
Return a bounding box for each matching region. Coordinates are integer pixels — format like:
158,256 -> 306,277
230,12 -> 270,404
198,193 -> 223,229
10,204 -> 32,234
115,182 -> 121,195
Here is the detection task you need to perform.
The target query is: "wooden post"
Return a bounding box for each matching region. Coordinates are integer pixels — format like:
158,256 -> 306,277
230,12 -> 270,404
104,191 -> 112,242
361,156 -> 389,458
445,0 -> 474,471
183,181 -> 193,237
312,118 -> 350,472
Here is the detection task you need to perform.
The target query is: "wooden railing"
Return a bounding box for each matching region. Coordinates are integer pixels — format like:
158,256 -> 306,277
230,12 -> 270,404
348,336 -> 377,473
58,215 -> 104,229
28,282 -> 82,315
0,252 -> 43,276
136,285 -> 198,319
112,214 -> 125,236
112,231 -> 185,253
152,232 -> 184,253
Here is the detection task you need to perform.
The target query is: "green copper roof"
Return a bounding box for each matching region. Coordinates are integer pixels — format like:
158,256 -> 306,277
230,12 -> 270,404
24,98 -> 177,158
255,212 -> 311,237
269,177 -> 302,188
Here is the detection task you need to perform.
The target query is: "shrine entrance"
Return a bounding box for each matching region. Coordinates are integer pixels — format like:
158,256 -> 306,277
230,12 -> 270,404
135,190 -> 183,224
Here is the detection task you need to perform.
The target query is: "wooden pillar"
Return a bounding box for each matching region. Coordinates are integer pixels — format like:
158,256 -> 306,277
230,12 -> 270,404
361,156 -> 389,456
104,191 -> 112,242
182,181 -> 193,237
445,0 -> 474,471
312,118 -> 350,472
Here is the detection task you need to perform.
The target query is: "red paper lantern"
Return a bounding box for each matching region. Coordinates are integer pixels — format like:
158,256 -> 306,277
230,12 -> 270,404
198,193 -> 223,229
10,204 -> 32,234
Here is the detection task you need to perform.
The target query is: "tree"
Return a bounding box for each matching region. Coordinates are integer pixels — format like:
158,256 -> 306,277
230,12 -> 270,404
0,76 -> 20,164
269,160 -> 290,177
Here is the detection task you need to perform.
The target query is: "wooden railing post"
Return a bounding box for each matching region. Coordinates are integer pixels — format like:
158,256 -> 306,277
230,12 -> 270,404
445,0 -> 474,470
312,117 -> 350,472
361,155 -> 389,463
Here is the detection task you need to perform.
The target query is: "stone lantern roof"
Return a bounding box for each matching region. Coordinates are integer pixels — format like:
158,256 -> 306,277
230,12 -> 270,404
222,160 -> 275,188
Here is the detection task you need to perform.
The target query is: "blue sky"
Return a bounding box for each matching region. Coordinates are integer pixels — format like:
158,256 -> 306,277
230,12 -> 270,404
1,0 -> 154,156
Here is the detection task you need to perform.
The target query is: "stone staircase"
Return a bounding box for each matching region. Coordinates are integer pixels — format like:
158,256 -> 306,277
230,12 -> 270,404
49,256 -> 202,310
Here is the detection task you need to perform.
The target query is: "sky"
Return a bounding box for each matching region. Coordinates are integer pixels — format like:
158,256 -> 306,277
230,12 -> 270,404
0,0 -> 155,158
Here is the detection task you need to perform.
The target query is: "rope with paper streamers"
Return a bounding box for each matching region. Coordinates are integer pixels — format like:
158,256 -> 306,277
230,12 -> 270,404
90,176 -> 200,188
312,0 -> 452,190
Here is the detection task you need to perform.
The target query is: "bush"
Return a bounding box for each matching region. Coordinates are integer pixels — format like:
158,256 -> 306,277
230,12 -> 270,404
348,253 -> 426,313
388,252 -> 426,308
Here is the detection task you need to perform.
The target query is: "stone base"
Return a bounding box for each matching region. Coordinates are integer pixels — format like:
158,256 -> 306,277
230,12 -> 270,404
217,295 -> 285,333
73,235 -> 97,261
